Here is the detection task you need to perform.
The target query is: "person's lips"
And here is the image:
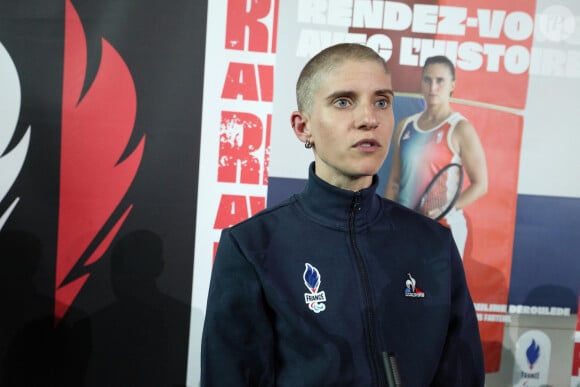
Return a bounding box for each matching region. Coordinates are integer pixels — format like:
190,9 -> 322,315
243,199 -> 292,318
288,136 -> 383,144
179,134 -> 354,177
353,138 -> 380,150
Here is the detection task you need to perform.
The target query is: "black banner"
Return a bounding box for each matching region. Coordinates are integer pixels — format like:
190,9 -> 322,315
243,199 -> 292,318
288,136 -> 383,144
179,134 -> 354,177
0,1 -> 206,385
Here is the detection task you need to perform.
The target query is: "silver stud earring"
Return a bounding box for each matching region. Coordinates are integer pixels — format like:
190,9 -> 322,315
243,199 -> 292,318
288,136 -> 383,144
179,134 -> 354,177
304,140 -> 312,149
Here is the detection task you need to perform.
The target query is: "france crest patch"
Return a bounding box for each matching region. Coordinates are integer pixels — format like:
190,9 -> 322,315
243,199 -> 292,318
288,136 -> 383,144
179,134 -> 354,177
303,263 -> 326,313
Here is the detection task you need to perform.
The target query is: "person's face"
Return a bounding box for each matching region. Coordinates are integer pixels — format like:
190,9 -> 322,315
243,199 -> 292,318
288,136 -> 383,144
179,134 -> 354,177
292,59 -> 394,191
421,63 -> 455,105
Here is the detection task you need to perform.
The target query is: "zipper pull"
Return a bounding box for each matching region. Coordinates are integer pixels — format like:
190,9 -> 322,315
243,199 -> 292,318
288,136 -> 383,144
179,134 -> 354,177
351,192 -> 362,212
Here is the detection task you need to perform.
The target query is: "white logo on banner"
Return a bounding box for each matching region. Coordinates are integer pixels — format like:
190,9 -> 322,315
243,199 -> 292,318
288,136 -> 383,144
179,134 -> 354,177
0,41 -> 31,231
537,5 -> 576,42
513,330 -> 551,387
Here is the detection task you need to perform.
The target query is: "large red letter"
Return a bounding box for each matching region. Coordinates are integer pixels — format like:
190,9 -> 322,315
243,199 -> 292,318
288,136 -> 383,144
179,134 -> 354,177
214,194 -> 266,229
218,111 -> 264,184
214,194 -> 249,228
221,62 -> 259,101
226,0 -> 272,52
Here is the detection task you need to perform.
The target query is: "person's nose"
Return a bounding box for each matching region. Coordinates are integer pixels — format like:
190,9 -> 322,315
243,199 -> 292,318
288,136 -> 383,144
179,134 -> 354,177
356,102 -> 379,130
430,81 -> 438,93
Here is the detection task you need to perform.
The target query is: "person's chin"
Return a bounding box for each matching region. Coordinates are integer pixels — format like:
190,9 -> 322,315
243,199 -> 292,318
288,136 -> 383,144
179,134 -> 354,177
355,164 -> 381,178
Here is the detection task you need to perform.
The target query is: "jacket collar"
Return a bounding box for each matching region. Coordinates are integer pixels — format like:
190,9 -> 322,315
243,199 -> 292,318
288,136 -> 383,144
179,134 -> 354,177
296,163 -> 382,231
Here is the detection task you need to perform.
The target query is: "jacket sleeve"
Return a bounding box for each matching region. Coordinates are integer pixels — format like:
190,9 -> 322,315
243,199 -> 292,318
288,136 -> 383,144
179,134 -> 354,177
431,243 -> 485,387
200,228 -> 275,386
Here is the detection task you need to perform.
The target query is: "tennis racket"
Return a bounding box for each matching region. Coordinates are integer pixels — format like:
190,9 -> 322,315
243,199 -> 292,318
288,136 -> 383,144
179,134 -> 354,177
415,163 -> 463,220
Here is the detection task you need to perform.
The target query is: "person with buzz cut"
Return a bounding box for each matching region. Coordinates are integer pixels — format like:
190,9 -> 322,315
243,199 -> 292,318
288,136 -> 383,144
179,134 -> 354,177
201,43 -> 485,387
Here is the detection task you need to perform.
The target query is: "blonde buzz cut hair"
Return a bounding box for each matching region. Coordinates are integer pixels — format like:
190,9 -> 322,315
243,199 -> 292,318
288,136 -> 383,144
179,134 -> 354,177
295,43 -> 390,114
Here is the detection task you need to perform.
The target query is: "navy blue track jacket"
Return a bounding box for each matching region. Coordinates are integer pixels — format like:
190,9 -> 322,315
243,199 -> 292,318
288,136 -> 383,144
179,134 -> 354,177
201,164 -> 485,386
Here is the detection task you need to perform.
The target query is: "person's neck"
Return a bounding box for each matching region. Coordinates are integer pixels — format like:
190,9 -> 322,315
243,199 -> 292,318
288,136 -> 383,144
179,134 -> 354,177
317,172 -> 373,193
423,104 -> 453,122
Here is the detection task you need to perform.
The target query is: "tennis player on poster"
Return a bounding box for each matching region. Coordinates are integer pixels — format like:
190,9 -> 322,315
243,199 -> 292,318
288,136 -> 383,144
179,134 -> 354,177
385,55 -> 488,258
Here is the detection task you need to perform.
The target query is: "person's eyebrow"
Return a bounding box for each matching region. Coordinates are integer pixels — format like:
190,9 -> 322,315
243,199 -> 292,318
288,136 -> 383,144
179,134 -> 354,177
325,88 -> 393,102
423,76 -> 445,82
376,88 -> 394,97
325,90 -> 355,102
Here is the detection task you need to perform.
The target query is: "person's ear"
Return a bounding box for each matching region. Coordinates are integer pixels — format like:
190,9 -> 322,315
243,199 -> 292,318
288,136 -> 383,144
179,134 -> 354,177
291,111 -> 310,144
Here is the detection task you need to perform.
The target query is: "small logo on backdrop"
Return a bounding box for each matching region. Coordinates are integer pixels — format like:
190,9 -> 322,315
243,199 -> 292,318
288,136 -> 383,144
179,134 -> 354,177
513,330 -> 551,386
303,263 -> 326,313
404,273 -> 425,298
526,339 -> 540,370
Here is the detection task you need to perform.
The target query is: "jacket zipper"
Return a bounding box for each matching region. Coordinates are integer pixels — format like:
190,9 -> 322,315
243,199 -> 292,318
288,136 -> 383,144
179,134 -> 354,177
349,193 -> 386,387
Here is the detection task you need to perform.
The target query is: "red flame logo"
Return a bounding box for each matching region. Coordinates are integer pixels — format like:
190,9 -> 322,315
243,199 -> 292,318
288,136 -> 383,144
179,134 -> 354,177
56,0 -> 145,323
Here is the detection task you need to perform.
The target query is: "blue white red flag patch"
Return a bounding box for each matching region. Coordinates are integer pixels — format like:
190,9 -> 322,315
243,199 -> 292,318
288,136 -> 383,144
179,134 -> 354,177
303,263 -> 326,313
404,273 -> 425,298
